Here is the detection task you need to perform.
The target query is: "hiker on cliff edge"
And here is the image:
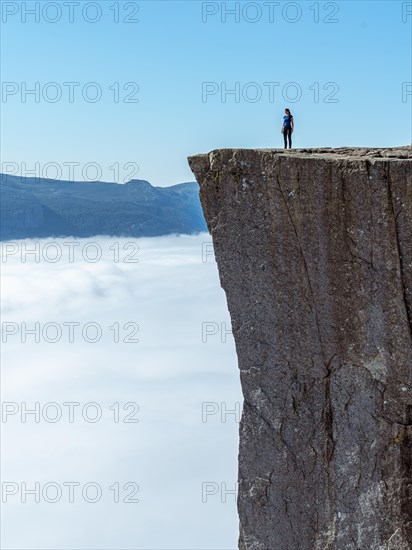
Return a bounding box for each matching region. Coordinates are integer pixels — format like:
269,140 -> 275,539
281,108 -> 294,149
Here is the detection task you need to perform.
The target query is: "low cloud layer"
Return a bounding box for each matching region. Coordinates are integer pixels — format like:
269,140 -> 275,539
1,234 -> 242,549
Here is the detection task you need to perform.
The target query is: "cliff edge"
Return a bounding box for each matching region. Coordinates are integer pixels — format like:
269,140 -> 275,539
188,147 -> 412,550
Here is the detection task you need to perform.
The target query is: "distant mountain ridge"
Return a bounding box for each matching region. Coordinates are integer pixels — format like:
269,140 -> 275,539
0,174 -> 207,240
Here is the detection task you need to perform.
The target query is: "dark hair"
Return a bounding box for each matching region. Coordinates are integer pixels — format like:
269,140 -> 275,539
285,108 -> 292,116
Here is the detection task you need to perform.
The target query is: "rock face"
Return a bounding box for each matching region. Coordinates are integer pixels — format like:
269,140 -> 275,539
188,147 -> 412,550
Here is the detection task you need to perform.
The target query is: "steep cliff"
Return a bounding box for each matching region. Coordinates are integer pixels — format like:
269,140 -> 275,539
188,147 -> 412,550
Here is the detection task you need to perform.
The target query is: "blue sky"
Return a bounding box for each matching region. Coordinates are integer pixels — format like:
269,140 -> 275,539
1,0 -> 411,186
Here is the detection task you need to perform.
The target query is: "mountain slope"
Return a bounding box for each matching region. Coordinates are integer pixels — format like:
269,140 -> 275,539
0,175 -> 207,240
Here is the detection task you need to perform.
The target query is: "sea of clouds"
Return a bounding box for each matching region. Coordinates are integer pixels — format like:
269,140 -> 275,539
1,233 -> 242,550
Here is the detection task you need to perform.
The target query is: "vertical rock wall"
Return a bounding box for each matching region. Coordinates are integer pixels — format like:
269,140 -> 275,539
188,147 -> 412,550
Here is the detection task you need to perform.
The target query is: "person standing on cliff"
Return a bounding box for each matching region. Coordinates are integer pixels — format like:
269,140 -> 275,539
281,108 -> 294,149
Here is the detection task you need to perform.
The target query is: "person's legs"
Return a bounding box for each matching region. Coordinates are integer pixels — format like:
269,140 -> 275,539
283,128 -> 287,149
288,128 -> 292,148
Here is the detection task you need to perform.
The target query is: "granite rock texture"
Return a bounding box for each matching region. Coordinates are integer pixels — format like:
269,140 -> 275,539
188,147 -> 412,550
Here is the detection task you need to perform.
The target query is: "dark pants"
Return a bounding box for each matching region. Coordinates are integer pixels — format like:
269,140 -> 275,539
283,127 -> 292,149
